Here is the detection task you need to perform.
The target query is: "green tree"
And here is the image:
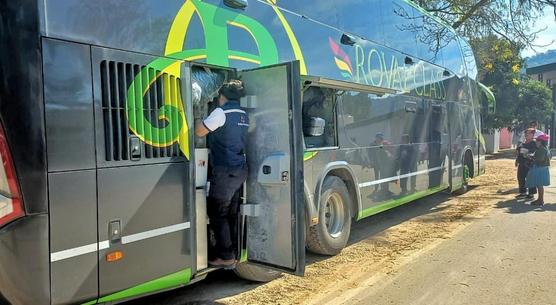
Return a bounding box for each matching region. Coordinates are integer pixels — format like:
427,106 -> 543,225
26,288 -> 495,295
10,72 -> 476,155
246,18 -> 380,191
471,35 -> 523,129
515,78 -> 553,130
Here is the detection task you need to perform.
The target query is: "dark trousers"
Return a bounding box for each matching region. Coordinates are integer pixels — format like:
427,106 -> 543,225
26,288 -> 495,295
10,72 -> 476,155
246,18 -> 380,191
207,165 -> 248,260
517,163 -> 537,195
400,163 -> 417,192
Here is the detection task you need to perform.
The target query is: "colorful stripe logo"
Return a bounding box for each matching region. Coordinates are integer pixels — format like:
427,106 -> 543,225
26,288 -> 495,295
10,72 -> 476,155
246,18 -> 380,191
329,37 -> 353,79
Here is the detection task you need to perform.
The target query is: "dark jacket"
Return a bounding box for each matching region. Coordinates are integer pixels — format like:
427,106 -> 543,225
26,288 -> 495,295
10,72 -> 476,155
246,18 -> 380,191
208,100 -> 249,168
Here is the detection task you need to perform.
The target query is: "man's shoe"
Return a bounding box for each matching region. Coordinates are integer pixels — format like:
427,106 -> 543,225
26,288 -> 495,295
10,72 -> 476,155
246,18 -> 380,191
531,200 -> 544,206
526,194 -> 535,199
208,258 -> 236,270
515,193 -> 527,199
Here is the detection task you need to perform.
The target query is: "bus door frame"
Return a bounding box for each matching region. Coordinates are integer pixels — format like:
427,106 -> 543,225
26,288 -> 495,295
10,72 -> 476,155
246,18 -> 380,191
236,61 -> 305,275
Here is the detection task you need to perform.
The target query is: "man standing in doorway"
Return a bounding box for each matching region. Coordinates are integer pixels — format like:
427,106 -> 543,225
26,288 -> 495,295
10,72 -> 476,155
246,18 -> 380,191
195,80 -> 249,268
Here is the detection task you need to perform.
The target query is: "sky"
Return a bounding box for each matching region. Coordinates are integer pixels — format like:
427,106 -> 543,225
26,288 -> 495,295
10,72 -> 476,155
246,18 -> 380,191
521,6 -> 556,58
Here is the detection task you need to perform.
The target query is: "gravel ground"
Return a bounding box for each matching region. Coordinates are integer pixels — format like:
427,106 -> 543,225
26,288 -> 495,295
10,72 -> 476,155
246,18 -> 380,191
136,152 -> 538,305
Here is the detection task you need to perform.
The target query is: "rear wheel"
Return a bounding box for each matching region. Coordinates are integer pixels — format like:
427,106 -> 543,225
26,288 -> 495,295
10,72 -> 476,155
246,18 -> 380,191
234,263 -> 281,282
307,176 -> 352,255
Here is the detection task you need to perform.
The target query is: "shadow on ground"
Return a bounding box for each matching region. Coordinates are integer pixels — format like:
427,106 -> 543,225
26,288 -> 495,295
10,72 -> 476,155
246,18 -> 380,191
496,198 -> 556,214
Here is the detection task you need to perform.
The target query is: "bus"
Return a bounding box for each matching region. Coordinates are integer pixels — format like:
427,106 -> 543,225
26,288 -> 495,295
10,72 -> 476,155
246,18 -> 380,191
0,0 -> 487,304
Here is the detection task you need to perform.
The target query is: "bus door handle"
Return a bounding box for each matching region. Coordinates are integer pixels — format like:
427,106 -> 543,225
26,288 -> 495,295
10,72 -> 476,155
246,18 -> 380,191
109,220 -> 122,243
130,136 -> 141,161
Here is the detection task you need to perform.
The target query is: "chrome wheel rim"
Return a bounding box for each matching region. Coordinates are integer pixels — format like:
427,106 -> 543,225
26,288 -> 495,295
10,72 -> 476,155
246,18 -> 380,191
324,192 -> 345,238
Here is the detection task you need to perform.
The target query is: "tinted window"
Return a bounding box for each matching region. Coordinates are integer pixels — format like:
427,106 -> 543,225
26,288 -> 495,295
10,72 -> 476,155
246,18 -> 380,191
459,37 -> 478,80
335,0 -> 386,44
340,91 -> 416,145
414,11 -> 446,66
443,33 -> 465,77
382,1 -> 418,56
302,87 -> 338,149
275,2 -> 341,28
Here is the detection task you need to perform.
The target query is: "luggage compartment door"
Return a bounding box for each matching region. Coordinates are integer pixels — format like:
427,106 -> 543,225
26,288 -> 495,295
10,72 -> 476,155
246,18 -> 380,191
92,46 -> 195,301
238,61 -> 305,275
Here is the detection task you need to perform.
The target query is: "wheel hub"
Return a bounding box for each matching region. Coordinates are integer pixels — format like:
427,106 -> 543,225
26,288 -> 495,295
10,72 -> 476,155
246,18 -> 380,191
324,192 -> 345,238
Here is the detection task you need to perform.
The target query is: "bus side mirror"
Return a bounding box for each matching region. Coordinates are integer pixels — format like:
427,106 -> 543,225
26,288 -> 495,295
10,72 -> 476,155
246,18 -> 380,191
303,117 -> 325,137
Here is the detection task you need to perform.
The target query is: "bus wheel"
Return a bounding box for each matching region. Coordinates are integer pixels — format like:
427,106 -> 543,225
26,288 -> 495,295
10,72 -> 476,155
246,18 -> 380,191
307,176 -> 352,255
454,164 -> 470,195
234,263 -> 281,282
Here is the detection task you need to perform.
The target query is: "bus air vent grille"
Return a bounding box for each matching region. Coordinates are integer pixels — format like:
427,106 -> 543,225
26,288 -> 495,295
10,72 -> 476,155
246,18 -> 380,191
99,60 -> 182,161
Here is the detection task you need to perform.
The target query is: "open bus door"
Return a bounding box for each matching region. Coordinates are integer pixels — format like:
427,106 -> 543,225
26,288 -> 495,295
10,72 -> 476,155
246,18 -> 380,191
237,61 -> 305,275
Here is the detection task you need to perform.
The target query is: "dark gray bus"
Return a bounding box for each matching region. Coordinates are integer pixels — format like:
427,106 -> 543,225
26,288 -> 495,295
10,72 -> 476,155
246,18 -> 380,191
0,0 -> 486,304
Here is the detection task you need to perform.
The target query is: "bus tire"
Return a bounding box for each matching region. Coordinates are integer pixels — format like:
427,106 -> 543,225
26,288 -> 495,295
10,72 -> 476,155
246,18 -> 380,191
307,176 -> 352,256
454,164 -> 470,195
234,263 -> 281,282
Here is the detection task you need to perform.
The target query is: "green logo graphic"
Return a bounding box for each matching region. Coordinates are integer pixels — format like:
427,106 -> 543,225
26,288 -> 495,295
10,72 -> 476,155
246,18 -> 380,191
125,0 -> 289,159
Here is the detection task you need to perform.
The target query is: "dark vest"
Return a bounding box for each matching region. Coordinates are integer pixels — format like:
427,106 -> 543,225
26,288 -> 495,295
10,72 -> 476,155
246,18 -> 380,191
209,100 -> 249,168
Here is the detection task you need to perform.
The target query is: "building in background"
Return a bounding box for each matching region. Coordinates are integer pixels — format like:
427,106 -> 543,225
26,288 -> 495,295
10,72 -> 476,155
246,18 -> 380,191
526,62 -> 556,148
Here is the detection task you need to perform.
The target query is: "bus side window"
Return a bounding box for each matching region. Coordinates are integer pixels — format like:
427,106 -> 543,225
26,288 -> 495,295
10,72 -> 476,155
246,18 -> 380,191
302,87 -> 338,149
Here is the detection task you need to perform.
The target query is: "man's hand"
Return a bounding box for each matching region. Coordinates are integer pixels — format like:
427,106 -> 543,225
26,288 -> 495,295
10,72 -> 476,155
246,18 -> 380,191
195,119 -> 210,137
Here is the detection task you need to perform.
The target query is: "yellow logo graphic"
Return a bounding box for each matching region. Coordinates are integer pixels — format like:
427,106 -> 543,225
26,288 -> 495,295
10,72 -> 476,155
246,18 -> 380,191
126,0 -> 307,159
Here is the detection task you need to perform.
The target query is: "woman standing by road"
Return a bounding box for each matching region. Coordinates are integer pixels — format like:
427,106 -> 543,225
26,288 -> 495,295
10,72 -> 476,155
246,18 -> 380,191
516,128 -> 537,199
526,134 -> 551,206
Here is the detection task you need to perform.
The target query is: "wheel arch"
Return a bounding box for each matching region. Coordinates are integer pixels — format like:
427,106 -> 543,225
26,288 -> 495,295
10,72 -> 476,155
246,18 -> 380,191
314,162 -> 361,222
304,181 -> 318,228
461,146 -> 475,179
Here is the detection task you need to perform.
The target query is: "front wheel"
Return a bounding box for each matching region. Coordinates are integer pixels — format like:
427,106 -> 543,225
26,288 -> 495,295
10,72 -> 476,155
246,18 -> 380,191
307,176 -> 352,255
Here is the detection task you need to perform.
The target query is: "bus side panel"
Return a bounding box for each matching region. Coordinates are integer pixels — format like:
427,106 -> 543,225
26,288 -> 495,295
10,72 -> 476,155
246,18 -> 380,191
49,171 -> 98,305
43,38 -> 96,172
0,215 -> 50,305
43,38 -> 99,304
97,164 -> 193,297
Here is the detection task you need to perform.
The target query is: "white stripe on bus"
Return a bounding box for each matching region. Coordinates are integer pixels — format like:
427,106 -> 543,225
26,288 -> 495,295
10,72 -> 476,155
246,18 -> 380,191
50,222 -> 190,263
122,222 -> 190,244
50,243 -> 99,263
358,166 -> 444,188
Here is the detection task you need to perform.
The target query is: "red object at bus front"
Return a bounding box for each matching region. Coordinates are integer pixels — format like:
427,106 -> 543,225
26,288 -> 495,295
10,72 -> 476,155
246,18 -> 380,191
0,124 -> 25,227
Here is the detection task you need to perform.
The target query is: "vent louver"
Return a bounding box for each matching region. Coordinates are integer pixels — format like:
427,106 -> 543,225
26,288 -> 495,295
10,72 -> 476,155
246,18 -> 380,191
100,60 -> 182,161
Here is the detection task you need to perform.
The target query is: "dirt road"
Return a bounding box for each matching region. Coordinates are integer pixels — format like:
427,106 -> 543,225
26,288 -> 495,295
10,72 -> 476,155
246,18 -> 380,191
136,155 -> 555,305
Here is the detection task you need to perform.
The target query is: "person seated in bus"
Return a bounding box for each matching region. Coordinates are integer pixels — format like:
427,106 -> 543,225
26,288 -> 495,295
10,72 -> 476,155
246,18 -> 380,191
195,80 -> 249,268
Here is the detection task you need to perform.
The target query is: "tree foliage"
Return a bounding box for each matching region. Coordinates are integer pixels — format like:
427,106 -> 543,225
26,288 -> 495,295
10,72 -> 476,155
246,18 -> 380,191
515,78 -> 553,129
404,2 -> 555,131
471,35 -> 524,129
471,36 -> 552,130
411,0 -> 555,50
